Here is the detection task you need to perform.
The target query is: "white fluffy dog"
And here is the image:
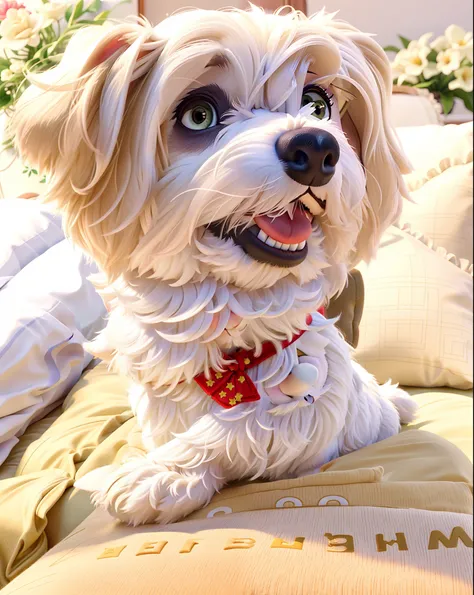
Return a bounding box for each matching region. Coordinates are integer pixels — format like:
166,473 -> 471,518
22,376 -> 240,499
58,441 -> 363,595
13,6 -> 417,525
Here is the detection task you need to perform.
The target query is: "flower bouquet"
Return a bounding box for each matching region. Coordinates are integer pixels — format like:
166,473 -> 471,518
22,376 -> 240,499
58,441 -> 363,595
385,25 -> 473,115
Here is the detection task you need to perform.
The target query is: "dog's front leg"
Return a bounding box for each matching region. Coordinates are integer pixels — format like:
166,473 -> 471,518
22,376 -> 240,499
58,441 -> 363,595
76,435 -> 225,526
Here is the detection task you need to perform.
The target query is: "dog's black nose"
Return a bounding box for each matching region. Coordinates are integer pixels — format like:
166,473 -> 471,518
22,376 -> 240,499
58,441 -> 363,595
275,128 -> 340,187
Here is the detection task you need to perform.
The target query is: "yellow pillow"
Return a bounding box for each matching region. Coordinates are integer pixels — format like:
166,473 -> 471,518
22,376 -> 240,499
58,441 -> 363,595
405,387 -> 473,462
2,455 -> 472,595
14,363 -> 132,478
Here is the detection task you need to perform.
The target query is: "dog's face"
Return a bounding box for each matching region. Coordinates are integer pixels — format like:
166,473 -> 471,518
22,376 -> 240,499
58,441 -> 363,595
13,7 -> 409,296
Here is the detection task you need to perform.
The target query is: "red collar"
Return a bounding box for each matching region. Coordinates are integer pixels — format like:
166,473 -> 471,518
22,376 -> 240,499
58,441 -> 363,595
194,309 -> 324,408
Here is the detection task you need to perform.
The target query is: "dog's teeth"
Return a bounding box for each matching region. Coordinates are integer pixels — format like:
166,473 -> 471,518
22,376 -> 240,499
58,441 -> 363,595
289,243 -> 298,251
297,241 -> 306,250
274,241 -> 283,249
257,230 -> 268,242
265,237 -> 276,247
281,243 -> 290,251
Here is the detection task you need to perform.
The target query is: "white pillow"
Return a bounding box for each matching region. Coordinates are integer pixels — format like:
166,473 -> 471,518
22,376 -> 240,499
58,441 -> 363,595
396,122 -> 473,182
396,122 -> 473,265
355,226 -> 472,390
0,239 -> 107,461
390,92 -> 441,128
401,161 -> 473,263
0,198 -> 63,290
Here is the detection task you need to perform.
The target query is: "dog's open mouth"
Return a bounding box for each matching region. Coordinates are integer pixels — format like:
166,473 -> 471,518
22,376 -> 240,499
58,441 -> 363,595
209,190 -> 325,267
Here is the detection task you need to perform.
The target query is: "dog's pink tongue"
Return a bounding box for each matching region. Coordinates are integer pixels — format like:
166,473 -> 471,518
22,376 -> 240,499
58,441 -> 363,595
254,208 -> 312,244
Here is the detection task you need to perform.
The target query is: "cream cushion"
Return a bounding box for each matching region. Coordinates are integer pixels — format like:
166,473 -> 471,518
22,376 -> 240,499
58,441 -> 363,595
396,122 -> 473,264
397,122 -> 473,178
0,365 -> 472,592
401,162 -> 473,262
2,484 -> 472,595
355,226 -> 472,389
390,92 -> 442,128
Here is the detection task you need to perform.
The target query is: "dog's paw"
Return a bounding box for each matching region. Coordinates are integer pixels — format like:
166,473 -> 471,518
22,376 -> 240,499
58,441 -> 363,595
387,388 -> 418,424
75,458 -> 170,525
74,457 -> 215,526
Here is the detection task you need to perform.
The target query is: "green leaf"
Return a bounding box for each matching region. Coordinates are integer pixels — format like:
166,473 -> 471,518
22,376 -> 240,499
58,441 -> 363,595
65,5 -> 73,21
0,87 -> 12,109
427,49 -> 438,62
77,18 -> 104,24
452,88 -> 473,112
436,73 -> 452,93
398,35 -> 411,48
415,81 -> 434,88
68,0 -> 84,25
85,0 -> 102,14
383,45 -> 401,53
93,10 -> 110,21
0,58 -> 11,70
440,94 -> 455,115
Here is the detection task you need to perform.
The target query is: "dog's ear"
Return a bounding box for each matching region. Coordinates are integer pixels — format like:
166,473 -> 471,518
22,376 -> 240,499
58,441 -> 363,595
329,22 -> 412,265
12,23 -> 163,277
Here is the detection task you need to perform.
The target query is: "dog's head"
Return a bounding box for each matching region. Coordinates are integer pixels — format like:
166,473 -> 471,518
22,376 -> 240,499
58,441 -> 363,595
13,7 -> 410,297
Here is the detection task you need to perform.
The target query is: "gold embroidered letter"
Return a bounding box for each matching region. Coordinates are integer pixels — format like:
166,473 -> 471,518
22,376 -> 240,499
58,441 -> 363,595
428,527 -> 473,550
97,545 -> 126,559
376,533 -> 408,552
324,533 -> 355,553
270,537 -> 305,550
179,539 -> 200,554
224,537 -> 256,550
136,541 -> 168,556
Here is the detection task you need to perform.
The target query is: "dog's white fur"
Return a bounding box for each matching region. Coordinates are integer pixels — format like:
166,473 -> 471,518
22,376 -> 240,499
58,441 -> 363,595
12,6 -> 416,525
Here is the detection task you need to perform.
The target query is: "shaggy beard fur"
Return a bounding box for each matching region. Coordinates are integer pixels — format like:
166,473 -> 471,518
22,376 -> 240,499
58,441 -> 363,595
12,6 -> 417,525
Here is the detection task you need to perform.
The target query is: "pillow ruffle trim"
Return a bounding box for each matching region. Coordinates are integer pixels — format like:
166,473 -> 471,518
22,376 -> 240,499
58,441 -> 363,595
395,222 -> 473,277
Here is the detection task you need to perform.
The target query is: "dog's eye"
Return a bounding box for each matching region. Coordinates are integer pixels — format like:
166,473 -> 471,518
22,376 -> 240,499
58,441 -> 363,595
301,86 -> 332,121
180,101 -> 218,131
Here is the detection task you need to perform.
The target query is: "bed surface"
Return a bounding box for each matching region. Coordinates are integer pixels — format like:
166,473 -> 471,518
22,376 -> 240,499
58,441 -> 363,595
0,363 -> 471,590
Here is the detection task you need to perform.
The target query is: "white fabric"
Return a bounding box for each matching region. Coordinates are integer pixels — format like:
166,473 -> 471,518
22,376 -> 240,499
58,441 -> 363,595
390,92 -> 442,128
0,437 -> 18,466
0,236 -> 107,460
0,198 -> 63,290
396,122 -> 473,178
355,226 -> 473,389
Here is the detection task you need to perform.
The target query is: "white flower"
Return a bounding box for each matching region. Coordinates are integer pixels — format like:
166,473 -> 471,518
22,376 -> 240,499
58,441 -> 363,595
448,65 -> 473,92
393,45 -> 435,82
25,0 -> 69,28
391,56 -> 417,85
407,32 -> 433,50
397,72 -> 419,85
39,2 -> 67,27
0,68 -> 14,81
436,47 -> 462,75
445,25 -> 473,61
0,58 -> 24,82
431,35 -> 449,53
9,59 -> 25,74
0,8 -> 43,50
